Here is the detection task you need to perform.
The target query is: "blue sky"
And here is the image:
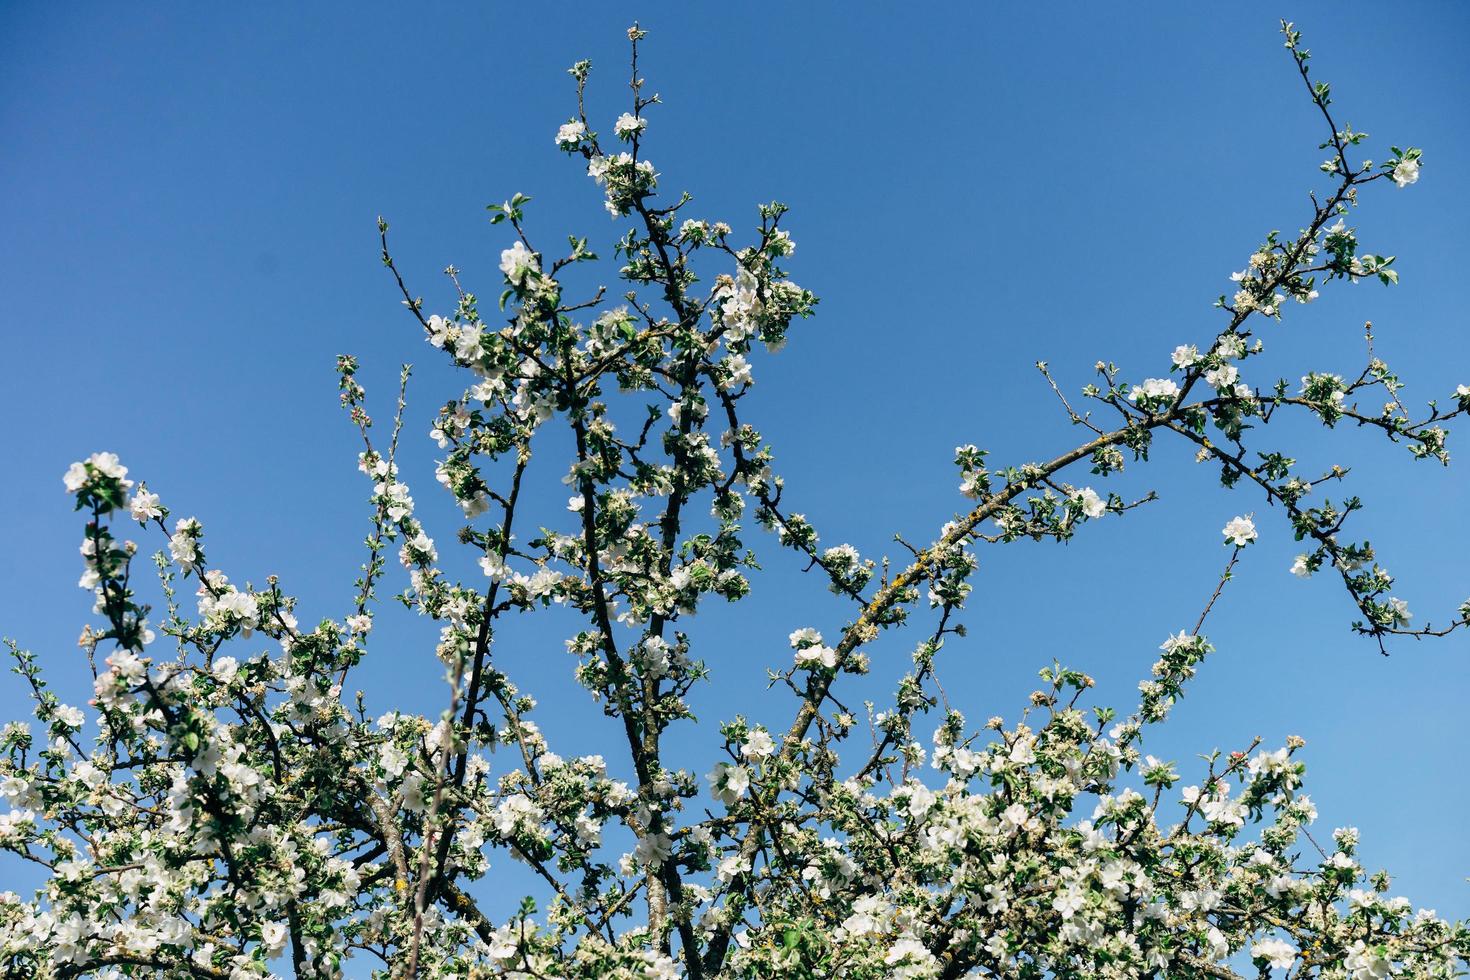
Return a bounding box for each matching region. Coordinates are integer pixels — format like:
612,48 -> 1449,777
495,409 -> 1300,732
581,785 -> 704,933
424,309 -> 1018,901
3,0 -> 1468,939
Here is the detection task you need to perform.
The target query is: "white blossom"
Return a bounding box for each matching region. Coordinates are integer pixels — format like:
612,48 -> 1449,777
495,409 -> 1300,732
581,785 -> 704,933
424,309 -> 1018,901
1221,515 -> 1258,546
499,240 -> 539,285
1392,156 -> 1420,187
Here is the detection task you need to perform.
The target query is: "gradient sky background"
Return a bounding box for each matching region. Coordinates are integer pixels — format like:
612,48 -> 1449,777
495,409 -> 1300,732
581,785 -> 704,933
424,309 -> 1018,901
3,0 -> 1468,958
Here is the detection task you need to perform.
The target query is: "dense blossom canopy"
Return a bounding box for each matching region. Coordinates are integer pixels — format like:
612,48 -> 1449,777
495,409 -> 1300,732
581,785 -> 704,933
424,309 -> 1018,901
3,21 -> 1468,980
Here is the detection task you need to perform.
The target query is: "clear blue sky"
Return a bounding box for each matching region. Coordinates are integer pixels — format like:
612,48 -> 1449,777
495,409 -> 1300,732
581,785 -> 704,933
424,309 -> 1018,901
3,1 -> 1468,934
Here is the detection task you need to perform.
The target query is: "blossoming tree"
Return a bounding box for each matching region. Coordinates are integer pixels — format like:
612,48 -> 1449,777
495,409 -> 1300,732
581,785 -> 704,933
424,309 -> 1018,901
4,21 -> 1468,980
